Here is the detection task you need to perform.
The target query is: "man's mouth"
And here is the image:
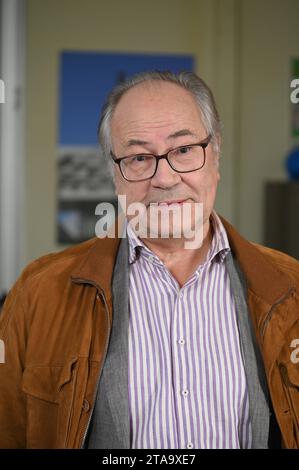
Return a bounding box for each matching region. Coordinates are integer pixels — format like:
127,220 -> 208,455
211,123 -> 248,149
151,198 -> 189,206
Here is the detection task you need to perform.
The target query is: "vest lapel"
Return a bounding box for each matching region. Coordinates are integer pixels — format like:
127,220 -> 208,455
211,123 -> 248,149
225,251 -> 270,448
86,235 -> 130,449
103,234 -> 131,448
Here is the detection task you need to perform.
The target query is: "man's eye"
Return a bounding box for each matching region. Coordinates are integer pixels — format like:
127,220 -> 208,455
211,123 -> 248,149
178,146 -> 192,154
171,146 -> 194,158
133,155 -> 146,162
130,155 -> 152,164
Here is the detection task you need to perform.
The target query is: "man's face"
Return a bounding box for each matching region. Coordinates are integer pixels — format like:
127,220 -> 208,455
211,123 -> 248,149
110,81 -> 220,241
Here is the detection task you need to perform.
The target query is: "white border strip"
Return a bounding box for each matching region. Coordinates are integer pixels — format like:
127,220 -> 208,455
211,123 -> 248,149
0,0 -> 26,291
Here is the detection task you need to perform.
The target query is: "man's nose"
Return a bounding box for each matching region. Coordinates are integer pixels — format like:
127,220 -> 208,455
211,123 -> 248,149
150,157 -> 181,188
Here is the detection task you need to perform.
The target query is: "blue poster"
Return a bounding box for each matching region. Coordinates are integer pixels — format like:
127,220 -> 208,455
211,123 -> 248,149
59,51 -> 194,146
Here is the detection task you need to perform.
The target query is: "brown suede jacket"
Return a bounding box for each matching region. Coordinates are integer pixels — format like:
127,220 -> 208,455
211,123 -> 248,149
0,215 -> 298,448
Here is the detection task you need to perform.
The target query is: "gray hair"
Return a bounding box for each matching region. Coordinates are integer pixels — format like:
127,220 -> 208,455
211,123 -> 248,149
98,70 -> 222,175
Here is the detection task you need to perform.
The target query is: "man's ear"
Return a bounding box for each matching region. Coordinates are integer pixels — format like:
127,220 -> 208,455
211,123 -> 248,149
215,133 -> 221,153
216,133 -> 222,169
212,133 -> 221,170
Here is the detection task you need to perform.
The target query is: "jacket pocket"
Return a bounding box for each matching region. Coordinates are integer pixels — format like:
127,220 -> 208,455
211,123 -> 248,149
21,357 -> 78,448
279,361 -> 299,445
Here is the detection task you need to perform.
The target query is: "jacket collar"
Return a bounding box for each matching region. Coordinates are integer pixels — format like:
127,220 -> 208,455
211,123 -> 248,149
70,237 -> 118,291
71,213 -> 295,305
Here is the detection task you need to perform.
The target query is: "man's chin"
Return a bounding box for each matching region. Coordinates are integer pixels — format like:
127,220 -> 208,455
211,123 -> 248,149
127,199 -> 204,245
138,219 -> 199,239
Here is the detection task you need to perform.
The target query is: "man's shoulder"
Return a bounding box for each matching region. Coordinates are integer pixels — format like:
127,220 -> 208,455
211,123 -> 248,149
16,237 -> 99,287
251,242 -> 299,281
218,213 -> 299,284
0,238 -> 105,321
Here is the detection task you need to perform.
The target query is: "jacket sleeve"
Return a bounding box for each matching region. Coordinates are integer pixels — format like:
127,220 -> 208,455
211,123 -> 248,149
0,279 -> 28,448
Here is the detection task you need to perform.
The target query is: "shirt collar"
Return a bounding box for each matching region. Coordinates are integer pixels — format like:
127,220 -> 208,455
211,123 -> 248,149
126,209 -> 231,266
127,219 -> 150,264
206,210 -> 231,264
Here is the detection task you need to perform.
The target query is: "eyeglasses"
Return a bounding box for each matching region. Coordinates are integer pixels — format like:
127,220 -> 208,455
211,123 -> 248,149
111,134 -> 212,182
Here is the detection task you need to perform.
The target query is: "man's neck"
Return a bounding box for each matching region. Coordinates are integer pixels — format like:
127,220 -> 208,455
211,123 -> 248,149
139,218 -> 214,286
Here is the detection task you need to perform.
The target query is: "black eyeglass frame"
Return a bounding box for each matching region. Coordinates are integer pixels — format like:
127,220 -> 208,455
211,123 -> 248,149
110,133 -> 212,182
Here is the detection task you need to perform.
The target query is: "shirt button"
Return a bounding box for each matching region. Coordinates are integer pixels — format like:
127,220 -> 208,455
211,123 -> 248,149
82,399 -> 90,412
179,292 -> 184,298
178,339 -> 185,345
182,389 -> 189,397
187,442 -> 194,449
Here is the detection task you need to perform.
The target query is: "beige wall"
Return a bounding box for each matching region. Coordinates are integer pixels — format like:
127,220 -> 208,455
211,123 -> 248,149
24,0 -> 299,266
238,0 -> 299,242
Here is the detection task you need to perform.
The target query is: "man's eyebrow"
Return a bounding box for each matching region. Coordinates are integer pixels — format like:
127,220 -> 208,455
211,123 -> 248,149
167,129 -> 197,139
126,138 -> 149,147
126,130 -> 196,147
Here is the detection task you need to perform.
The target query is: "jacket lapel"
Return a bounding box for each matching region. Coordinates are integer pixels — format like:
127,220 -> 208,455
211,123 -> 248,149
219,216 -> 296,339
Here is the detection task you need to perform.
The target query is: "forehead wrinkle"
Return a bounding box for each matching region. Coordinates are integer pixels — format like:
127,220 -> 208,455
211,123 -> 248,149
116,119 -> 199,142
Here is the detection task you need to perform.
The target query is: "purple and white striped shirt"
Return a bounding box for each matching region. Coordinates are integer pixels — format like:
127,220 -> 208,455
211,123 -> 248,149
127,210 -> 252,449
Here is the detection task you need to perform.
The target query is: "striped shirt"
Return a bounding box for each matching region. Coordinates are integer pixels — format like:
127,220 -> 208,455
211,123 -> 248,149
127,210 -> 252,449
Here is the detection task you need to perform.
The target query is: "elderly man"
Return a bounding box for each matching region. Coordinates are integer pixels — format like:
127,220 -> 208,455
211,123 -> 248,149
0,71 -> 299,450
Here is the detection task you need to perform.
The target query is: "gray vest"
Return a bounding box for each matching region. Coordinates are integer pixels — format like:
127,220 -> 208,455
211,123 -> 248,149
86,236 -> 270,449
